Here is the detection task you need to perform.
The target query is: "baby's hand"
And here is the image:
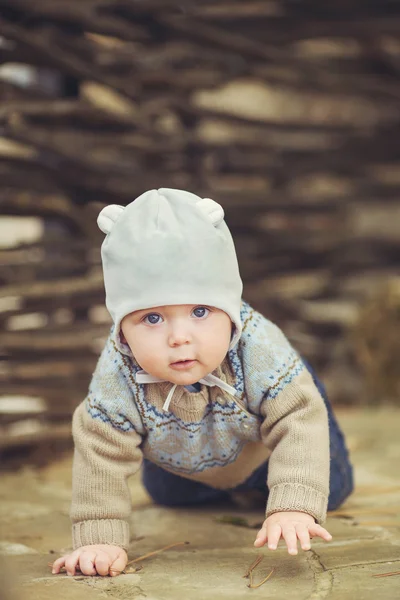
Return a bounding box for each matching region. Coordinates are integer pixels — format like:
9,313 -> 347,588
254,511 -> 332,555
52,544 -> 128,577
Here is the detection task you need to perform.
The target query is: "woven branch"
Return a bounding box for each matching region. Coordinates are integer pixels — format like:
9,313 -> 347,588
1,0 -> 399,457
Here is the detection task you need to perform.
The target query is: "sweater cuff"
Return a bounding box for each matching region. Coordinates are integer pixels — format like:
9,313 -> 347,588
72,519 -> 130,550
266,484 -> 328,524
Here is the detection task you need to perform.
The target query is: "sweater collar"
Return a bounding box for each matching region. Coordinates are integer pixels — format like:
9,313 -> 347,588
135,370 -> 238,412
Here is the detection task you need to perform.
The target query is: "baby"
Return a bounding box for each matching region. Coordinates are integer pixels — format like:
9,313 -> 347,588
52,188 -> 353,577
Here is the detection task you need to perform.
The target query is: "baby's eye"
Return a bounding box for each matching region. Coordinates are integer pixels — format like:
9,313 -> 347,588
192,306 -> 210,319
144,313 -> 162,325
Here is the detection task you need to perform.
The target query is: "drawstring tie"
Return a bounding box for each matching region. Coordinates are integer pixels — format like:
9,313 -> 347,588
135,370 -> 238,412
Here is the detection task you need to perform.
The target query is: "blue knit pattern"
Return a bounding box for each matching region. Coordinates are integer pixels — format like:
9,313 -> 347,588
85,300 -> 306,475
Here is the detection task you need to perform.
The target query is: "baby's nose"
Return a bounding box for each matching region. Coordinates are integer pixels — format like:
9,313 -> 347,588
168,326 -> 191,346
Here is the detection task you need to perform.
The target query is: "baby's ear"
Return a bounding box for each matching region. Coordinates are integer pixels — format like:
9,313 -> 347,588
97,204 -> 125,234
196,197 -> 224,227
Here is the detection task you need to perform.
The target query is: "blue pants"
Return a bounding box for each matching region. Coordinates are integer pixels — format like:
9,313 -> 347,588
141,363 -> 354,511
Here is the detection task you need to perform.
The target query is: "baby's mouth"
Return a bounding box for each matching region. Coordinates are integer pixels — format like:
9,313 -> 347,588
170,359 -> 197,370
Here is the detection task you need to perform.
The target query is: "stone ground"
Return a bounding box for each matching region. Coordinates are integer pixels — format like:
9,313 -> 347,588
1,407 -> 400,600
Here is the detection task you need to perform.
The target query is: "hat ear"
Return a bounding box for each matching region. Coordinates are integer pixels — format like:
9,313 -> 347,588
196,197 -> 224,226
97,204 -> 125,234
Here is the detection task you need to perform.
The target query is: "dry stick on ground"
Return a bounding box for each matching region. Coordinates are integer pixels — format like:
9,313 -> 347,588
243,555 -> 263,578
111,541 -> 190,575
243,555 -> 275,589
248,567 -> 275,589
372,571 -> 400,578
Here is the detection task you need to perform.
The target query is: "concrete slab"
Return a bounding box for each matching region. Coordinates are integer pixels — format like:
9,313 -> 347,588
1,407 -> 400,599
328,561 -> 400,600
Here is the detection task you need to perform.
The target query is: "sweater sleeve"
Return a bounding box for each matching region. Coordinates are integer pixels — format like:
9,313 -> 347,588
70,332 -> 144,550
259,367 -> 329,523
240,305 -> 330,523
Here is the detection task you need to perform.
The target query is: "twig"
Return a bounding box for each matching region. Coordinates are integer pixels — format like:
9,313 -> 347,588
110,541 -> 190,575
126,541 -> 190,566
243,555 -> 275,589
248,567 -> 275,589
372,570 -> 400,578
243,555 -> 263,578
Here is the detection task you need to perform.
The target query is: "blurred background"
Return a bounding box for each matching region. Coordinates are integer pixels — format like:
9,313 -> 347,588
1,0 -> 400,469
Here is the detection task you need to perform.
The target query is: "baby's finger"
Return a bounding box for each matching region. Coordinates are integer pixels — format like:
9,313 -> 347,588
109,553 -> 128,577
94,552 -> 112,576
254,523 -> 268,547
308,523 -> 332,542
79,551 -> 97,576
296,525 -> 311,551
266,523 -> 282,551
51,556 -> 66,574
64,551 -> 81,577
282,525 -> 298,555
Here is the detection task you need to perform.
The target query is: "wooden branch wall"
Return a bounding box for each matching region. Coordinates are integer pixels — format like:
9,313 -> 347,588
0,0 -> 400,459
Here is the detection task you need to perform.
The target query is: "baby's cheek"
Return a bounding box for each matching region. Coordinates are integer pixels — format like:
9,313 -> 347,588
136,346 -> 161,370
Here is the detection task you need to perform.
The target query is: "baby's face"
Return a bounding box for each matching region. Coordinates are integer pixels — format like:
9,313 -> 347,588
121,304 -> 232,385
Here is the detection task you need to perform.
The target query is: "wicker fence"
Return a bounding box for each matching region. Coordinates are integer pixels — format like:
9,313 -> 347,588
1,0 -> 400,462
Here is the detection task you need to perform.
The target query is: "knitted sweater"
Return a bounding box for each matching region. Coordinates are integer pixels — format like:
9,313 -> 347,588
71,301 -> 330,550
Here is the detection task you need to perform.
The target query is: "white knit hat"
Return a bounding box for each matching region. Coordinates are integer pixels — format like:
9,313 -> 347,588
97,188 -> 243,356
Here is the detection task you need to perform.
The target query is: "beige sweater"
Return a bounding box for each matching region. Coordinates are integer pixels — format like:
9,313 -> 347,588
71,301 -> 330,550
